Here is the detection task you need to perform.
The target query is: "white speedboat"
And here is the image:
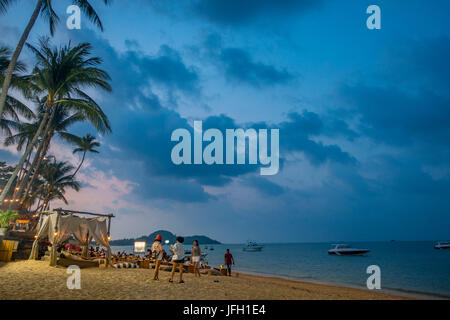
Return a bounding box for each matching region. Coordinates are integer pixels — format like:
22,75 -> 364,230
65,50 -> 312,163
434,242 -> 450,250
328,244 -> 370,256
243,241 -> 264,252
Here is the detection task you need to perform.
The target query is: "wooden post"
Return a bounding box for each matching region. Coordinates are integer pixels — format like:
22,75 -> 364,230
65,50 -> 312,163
50,211 -> 60,267
106,214 -> 112,267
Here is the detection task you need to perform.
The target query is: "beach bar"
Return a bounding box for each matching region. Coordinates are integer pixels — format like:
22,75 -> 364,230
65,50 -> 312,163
29,208 -> 114,267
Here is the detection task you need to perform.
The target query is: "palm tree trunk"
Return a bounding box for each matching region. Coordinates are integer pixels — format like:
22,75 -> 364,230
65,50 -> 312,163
8,142 -> 32,209
0,0 -> 43,120
0,107 -> 49,204
15,106 -> 55,206
72,151 -> 87,178
20,133 -> 51,206
19,106 -> 57,205
16,139 -> 43,197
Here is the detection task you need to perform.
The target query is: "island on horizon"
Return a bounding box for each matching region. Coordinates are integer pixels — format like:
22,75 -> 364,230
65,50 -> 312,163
109,230 -> 221,246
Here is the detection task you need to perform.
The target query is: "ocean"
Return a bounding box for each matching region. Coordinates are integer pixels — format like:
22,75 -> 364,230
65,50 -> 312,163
111,241 -> 450,297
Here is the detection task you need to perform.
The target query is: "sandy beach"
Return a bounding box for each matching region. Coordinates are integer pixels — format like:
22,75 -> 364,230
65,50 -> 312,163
0,260 -> 411,300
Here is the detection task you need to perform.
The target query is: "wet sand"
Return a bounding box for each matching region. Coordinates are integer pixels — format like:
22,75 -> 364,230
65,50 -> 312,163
0,260 -> 411,300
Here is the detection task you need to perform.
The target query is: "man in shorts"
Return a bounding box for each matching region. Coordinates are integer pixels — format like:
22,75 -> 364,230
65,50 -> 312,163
224,249 -> 235,276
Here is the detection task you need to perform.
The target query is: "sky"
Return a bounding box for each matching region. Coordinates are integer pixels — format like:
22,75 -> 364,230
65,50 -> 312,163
1,0 -> 449,243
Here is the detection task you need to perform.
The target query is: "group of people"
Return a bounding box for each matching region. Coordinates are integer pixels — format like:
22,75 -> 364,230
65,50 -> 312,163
151,235 -> 201,283
151,234 -> 235,283
89,246 -> 106,258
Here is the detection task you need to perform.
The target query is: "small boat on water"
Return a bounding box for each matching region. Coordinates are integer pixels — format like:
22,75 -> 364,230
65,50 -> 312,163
434,241 -> 450,250
243,241 -> 264,252
328,244 -> 370,256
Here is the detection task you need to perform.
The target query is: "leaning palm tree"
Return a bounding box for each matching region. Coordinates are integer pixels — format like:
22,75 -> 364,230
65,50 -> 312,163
5,105 -> 87,206
0,46 -> 35,135
71,134 -> 100,178
0,0 -> 112,121
31,159 -> 80,211
0,38 -> 111,204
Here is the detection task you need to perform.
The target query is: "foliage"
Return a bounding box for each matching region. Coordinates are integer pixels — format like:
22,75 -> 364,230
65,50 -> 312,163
0,209 -> 18,228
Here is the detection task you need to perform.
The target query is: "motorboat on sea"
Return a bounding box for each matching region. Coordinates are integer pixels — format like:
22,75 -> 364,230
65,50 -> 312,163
434,241 -> 450,250
328,244 -> 370,256
243,241 -> 264,252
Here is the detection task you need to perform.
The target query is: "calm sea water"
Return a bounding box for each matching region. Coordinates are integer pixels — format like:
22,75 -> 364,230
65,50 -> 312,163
112,241 -> 450,297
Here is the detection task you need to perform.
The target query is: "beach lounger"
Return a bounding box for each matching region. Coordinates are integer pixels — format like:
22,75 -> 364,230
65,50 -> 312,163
57,256 -> 99,268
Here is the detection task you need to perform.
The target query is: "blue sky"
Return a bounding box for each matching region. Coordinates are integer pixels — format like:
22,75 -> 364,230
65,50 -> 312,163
1,0 -> 450,242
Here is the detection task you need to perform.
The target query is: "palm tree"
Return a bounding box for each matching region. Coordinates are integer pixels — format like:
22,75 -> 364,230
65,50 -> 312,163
0,0 -> 112,121
0,46 -> 35,135
0,0 -> 16,13
0,38 -> 111,204
5,105 -> 87,206
71,134 -> 100,178
31,159 -> 80,211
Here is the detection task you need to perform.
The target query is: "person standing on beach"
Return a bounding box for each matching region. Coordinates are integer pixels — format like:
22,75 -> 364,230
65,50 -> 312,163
224,249 -> 235,276
169,236 -> 186,283
151,234 -> 163,280
191,240 -> 202,278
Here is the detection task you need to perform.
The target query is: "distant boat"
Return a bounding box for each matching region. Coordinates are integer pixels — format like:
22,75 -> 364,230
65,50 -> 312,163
328,244 -> 370,256
243,241 -> 264,252
434,242 -> 450,250
210,247 -> 214,251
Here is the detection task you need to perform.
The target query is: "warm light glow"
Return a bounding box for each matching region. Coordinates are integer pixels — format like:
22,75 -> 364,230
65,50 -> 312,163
134,241 -> 146,253
34,235 -> 38,239
54,232 -> 58,237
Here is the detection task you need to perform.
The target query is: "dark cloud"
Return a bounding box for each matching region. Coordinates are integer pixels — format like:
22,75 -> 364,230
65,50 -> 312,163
204,33 -> 294,87
278,111 -> 356,165
242,176 -> 285,196
128,45 -> 200,94
339,84 -> 450,147
191,0 -> 321,26
219,47 -> 293,87
143,0 -> 321,26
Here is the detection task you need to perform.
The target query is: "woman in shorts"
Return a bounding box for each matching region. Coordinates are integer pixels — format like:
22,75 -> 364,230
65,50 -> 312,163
151,234 -> 163,280
191,240 -> 202,278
